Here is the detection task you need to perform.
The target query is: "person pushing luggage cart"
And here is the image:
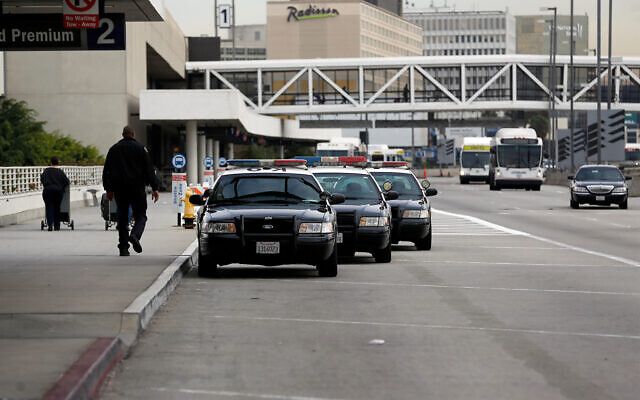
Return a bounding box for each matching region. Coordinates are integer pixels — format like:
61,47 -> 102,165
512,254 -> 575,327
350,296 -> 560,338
40,156 -> 74,231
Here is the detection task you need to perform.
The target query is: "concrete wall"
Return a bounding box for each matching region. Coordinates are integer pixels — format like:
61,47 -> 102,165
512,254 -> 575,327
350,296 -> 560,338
0,185 -> 101,227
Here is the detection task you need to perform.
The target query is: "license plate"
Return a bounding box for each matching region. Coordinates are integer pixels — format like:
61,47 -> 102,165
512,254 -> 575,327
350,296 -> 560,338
337,232 -> 344,244
256,241 -> 280,254
596,195 -> 605,201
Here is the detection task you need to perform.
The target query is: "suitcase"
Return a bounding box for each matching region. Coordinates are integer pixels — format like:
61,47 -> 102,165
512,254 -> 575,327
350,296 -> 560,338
100,193 -> 118,230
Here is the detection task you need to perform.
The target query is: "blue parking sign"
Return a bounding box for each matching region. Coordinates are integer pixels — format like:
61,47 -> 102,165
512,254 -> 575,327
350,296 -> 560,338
204,157 -> 214,168
171,153 -> 186,169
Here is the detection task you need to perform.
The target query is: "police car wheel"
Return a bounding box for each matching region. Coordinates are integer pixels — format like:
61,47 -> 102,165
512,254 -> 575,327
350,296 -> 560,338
317,246 -> 338,277
374,241 -> 392,263
198,249 -> 218,277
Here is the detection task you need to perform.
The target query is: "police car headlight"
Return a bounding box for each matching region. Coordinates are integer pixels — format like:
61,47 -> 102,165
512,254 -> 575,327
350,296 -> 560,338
359,217 -> 389,227
460,169 -> 465,176
612,187 -> 627,193
402,209 -> 429,219
573,186 -> 588,193
207,222 -> 236,233
299,222 -> 334,234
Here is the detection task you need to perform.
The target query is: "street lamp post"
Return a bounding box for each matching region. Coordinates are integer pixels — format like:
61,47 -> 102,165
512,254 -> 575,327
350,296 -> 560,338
607,0 -> 613,110
541,7 -> 557,167
570,0 -> 575,171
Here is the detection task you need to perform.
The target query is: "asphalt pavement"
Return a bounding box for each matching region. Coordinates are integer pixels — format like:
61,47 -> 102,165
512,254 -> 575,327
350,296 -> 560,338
101,179 -> 640,400
0,193 -> 195,399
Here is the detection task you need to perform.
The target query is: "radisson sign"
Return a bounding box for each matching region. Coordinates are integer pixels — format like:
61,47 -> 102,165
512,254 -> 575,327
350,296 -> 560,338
287,5 -> 340,22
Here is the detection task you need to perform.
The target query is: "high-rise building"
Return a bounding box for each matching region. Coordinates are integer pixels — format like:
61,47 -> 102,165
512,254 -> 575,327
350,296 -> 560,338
267,0 -> 422,59
516,15 -> 589,56
403,9 -> 516,56
221,24 -> 267,61
363,0 -> 402,16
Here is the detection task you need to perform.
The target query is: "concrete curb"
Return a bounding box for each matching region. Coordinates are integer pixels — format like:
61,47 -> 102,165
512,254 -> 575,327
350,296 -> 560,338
42,337 -> 123,400
43,239 -> 198,400
119,239 -> 198,345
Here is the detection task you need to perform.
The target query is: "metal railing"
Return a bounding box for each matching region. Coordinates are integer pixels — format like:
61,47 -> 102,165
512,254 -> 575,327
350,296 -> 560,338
0,166 -> 103,196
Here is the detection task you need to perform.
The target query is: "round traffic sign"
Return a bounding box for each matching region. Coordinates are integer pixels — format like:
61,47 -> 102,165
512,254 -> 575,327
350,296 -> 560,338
171,153 -> 187,169
219,157 -> 227,167
203,157 -> 214,168
65,0 -> 97,12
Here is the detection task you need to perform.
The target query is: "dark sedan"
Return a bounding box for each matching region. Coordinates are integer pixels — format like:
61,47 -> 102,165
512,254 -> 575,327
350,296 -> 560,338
568,165 -> 632,209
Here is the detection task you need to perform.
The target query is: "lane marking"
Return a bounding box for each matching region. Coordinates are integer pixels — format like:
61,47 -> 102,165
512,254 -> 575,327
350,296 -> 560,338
267,279 -> 640,297
388,259 -> 626,268
153,387 -> 344,400
432,209 -> 640,267
208,315 -> 640,341
442,245 -> 564,250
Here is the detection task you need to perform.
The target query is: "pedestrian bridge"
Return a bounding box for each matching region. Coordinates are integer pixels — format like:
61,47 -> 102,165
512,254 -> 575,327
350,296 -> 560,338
186,54 -> 640,114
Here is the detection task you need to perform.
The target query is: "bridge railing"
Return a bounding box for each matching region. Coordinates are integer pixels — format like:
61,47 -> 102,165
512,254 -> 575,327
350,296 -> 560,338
0,166 -> 103,197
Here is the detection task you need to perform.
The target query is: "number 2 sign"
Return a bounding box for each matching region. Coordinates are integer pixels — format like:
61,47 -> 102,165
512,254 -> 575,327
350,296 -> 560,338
87,14 -> 126,50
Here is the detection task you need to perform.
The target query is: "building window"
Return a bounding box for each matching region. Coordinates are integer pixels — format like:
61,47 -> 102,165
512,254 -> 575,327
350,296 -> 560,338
254,31 -> 261,41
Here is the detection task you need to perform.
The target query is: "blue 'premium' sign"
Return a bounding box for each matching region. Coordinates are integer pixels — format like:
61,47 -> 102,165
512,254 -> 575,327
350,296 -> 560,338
0,13 -> 125,51
171,154 -> 187,169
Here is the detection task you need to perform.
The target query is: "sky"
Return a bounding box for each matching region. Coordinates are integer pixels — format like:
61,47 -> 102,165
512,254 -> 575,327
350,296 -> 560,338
159,0 -> 640,56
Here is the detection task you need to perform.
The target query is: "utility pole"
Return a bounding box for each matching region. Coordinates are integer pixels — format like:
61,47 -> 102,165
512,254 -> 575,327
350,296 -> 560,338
552,9 -> 558,168
570,0 -> 575,171
607,0 -> 612,110
214,0 -> 218,37
232,0 -> 236,61
597,0 -> 602,164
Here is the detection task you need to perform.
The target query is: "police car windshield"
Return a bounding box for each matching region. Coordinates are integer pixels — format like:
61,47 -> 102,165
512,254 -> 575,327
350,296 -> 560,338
575,167 -> 623,182
314,173 -> 381,202
211,175 -> 322,205
370,172 -> 422,199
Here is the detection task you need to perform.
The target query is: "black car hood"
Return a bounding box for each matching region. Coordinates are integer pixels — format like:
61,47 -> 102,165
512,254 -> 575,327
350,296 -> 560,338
575,181 -> 625,187
332,202 -> 385,216
386,198 -> 428,209
205,204 -> 329,220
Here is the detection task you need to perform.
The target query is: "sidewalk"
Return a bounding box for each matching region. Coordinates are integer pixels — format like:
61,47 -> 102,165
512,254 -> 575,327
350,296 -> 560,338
0,193 -> 196,399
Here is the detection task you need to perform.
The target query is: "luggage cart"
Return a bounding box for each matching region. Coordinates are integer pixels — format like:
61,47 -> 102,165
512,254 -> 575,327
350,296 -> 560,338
41,186 -> 74,230
101,192 -> 118,230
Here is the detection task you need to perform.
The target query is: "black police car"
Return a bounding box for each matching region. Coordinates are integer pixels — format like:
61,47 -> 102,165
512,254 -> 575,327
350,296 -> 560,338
189,159 -> 345,277
568,165 -> 631,209
368,163 -> 438,250
311,159 -> 396,263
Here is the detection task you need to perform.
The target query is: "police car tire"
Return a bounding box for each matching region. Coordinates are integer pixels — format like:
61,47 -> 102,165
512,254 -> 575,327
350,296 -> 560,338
317,246 -> 338,277
198,249 -> 218,277
374,241 -> 392,263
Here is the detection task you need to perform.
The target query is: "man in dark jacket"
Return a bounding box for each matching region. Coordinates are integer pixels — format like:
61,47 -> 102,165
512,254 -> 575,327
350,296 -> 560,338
103,126 -> 159,256
40,156 -> 70,231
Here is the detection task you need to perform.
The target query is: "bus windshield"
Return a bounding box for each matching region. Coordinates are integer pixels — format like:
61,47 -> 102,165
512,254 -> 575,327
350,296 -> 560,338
497,145 -> 541,168
461,152 -> 490,168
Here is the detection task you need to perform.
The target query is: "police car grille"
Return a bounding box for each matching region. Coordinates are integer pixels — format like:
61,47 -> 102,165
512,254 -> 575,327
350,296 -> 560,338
336,212 -> 356,229
244,218 -> 294,234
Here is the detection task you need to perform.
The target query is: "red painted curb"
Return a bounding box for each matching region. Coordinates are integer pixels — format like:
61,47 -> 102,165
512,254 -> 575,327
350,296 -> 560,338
42,337 -> 123,400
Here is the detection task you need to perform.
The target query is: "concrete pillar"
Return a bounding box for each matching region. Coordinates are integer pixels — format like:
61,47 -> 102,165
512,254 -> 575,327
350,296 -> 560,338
213,140 -> 220,180
226,142 -> 234,160
198,134 -> 206,184
186,120 -> 197,185
279,145 -> 285,159
206,138 -> 213,158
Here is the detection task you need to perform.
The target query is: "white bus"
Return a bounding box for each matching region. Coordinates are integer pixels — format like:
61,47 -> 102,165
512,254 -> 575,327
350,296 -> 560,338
625,143 -> 640,162
489,128 -> 544,191
368,144 -> 405,162
317,138 -> 362,157
459,137 -> 492,184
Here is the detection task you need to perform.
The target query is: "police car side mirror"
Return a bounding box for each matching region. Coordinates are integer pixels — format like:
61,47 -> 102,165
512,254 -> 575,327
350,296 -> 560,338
384,191 -> 399,201
567,175 -> 574,180
424,188 -> 438,197
189,194 -> 205,205
203,188 -> 213,198
329,193 -> 345,205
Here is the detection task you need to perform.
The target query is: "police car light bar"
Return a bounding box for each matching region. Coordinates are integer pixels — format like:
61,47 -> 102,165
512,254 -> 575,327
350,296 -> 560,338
273,159 -> 307,167
383,161 -> 408,167
338,156 -> 368,167
227,159 -> 260,167
294,156 -> 321,166
226,159 -> 307,169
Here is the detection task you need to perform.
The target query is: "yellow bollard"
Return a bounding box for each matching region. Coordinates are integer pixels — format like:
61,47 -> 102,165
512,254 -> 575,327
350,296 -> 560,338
181,189 -> 196,229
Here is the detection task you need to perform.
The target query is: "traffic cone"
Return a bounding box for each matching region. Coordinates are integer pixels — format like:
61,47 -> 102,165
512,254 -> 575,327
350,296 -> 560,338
423,167 -> 427,179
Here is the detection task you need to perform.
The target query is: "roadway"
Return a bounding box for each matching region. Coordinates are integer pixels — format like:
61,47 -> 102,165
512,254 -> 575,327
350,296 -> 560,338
101,178 -> 640,400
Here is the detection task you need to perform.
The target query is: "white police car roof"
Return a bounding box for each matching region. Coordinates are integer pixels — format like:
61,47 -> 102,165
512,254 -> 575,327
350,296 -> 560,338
309,166 -> 371,175
222,167 -> 315,177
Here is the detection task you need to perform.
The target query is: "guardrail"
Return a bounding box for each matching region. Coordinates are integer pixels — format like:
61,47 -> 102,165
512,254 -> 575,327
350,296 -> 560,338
0,166 -> 103,197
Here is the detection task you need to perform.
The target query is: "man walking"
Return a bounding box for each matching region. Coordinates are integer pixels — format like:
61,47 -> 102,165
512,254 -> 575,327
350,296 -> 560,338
103,126 -> 159,256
